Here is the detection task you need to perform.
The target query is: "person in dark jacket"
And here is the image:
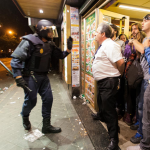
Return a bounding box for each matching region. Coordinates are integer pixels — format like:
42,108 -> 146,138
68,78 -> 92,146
10,19 -> 73,134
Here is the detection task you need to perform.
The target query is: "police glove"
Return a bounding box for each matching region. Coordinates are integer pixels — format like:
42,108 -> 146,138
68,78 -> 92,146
15,77 -> 32,92
67,36 -> 73,50
15,77 -> 27,88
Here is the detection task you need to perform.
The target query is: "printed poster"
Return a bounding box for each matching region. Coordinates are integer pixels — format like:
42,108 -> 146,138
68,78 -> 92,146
70,7 -> 80,87
81,20 -> 84,71
71,26 -> 79,42
70,7 -> 79,25
85,13 -> 96,106
85,74 -> 95,106
81,71 -> 84,94
85,13 -> 96,76
72,44 -> 80,87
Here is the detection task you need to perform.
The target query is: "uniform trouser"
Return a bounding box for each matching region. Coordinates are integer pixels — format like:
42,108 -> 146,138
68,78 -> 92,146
21,74 -> 53,119
140,83 -> 150,150
137,79 -> 148,135
97,77 -> 119,139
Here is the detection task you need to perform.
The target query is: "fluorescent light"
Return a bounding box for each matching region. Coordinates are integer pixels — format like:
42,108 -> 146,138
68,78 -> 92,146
39,9 -> 43,13
52,26 -> 56,30
28,17 -> 31,26
118,4 -> 150,12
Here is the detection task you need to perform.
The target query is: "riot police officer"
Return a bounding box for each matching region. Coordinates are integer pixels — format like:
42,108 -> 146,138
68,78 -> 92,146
11,19 -> 73,134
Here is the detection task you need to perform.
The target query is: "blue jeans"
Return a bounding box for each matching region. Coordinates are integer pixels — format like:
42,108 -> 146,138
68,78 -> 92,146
137,79 -> 149,135
21,74 -> 53,118
140,82 -> 150,150
136,94 -> 140,123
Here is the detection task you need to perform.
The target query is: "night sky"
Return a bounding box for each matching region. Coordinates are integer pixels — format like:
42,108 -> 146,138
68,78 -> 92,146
0,0 -> 33,37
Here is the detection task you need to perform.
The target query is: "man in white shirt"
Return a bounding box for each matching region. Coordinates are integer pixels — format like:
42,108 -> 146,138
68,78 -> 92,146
92,22 -> 125,150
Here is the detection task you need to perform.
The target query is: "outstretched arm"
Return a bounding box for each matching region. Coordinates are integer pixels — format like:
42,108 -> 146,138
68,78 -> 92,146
52,46 -> 71,59
132,39 -> 144,54
51,36 -> 73,59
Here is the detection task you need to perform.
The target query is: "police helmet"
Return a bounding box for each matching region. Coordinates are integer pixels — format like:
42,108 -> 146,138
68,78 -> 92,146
36,19 -> 53,40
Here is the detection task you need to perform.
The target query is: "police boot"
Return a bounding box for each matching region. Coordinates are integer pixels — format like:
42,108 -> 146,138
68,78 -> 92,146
107,138 -> 121,150
42,118 -> 61,134
22,116 -> 31,130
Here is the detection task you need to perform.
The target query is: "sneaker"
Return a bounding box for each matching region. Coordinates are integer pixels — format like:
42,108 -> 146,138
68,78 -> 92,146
127,145 -> 141,150
130,121 -> 139,130
130,132 -> 143,144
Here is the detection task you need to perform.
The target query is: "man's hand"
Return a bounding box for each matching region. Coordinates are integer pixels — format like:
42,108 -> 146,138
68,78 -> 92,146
67,36 -> 73,50
128,39 -> 134,46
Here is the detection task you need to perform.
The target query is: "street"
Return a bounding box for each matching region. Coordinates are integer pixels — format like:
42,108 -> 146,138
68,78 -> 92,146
0,57 -> 14,92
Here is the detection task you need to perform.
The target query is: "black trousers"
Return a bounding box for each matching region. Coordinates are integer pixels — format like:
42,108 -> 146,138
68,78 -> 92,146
116,76 -> 125,113
124,79 -> 141,115
97,77 -> 119,139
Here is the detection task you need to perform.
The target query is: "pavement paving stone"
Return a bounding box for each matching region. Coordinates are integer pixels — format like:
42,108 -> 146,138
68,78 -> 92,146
9,145 -> 24,150
1,142 -> 19,150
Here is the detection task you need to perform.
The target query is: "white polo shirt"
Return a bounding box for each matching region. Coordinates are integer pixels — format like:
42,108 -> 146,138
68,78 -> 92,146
92,38 -> 122,81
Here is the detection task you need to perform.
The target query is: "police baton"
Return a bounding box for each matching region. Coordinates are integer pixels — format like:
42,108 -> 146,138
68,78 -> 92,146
24,85 -> 32,92
0,60 -> 32,92
0,60 -> 13,76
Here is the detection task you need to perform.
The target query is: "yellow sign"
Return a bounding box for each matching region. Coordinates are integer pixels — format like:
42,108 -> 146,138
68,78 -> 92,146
40,49 -> 43,54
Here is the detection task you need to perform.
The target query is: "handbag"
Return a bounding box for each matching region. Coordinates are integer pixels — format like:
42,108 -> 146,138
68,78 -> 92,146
126,47 -> 143,89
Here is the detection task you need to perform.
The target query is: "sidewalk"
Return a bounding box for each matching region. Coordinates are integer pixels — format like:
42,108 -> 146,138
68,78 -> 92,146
0,73 -> 94,150
0,73 -> 138,150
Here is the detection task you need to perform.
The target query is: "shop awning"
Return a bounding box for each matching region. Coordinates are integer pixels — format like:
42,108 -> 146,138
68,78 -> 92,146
12,0 -> 64,19
12,0 -> 86,21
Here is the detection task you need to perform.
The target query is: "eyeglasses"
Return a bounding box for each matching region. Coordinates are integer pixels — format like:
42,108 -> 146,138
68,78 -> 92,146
143,15 -> 150,22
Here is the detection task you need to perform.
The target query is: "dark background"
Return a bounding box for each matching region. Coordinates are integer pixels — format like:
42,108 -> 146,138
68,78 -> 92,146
0,0 -> 33,37
0,0 -> 33,57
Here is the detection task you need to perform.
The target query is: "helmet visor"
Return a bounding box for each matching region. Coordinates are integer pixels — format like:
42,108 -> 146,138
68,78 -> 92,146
40,26 -> 58,38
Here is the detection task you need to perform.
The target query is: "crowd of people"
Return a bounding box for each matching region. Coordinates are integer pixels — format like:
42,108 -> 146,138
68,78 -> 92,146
92,14 -> 150,150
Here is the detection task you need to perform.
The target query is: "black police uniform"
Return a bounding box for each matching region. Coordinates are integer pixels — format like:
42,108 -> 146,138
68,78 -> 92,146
11,33 -> 71,133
